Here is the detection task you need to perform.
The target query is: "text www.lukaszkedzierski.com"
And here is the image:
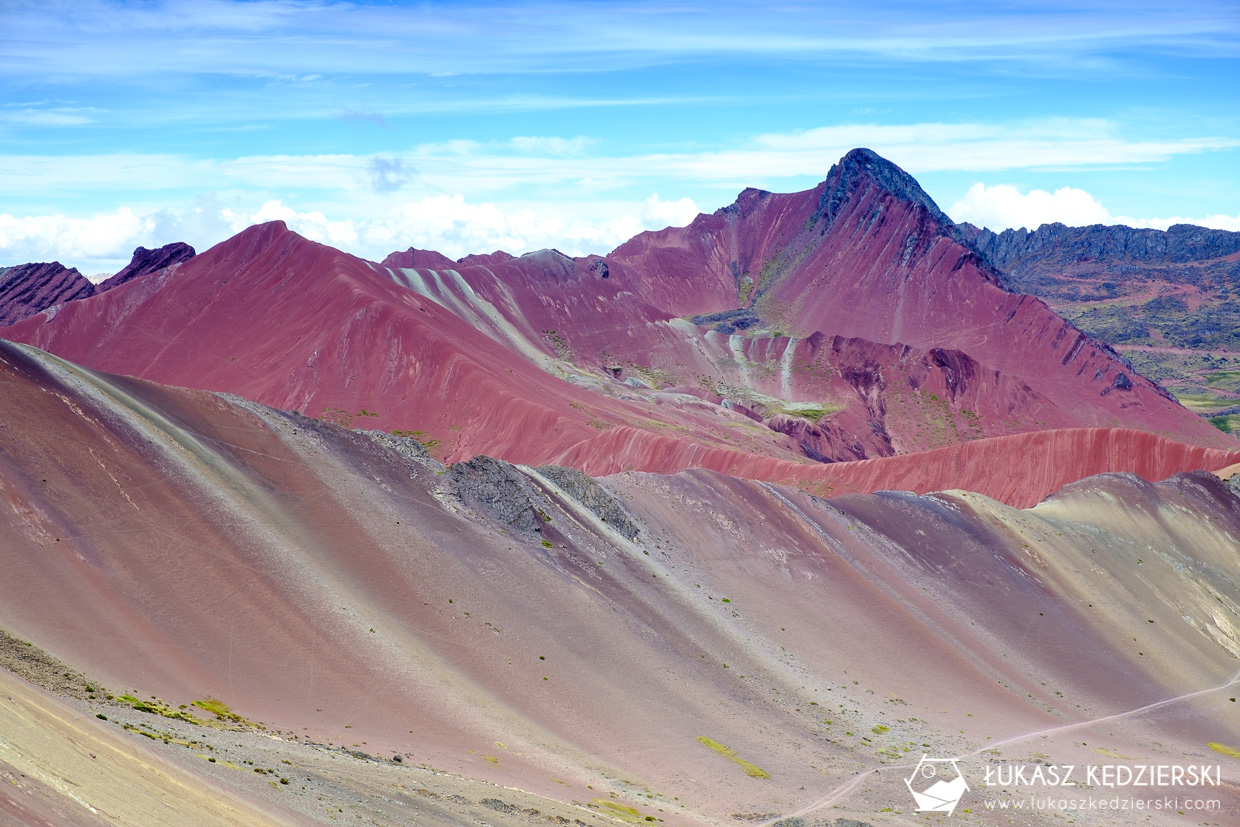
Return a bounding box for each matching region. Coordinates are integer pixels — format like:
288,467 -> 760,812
983,796 -> 1219,812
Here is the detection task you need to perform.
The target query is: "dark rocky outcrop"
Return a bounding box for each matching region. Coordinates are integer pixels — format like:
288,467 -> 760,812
818,148 -> 958,234
457,250 -> 514,267
0,262 -> 96,326
97,242 -> 196,293
535,465 -> 639,540
962,221 -> 1240,272
448,455 -> 543,533
689,307 -> 762,334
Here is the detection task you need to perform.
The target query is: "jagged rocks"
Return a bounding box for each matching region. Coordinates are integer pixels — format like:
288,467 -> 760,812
362,430 -> 432,462
97,242 -> 195,292
535,465 -> 639,540
0,262 -> 95,326
448,455 -> 544,533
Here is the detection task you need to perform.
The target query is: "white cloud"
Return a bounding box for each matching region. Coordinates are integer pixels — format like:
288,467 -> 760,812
0,192 -> 705,274
3,108 -> 96,126
948,182 -> 1240,233
250,200 -> 359,247
949,183 -> 1112,230
643,194 -> 700,229
508,136 -> 595,156
0,208 -> 155,273
4,121 -> 1233,209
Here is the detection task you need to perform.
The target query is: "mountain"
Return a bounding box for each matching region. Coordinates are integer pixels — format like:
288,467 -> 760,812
2,339 -> 1239,824
1,149 -> 1232,502
96,241 -> 196,292
367,148 -> 1231,450
0,242 -> 195,327
959,220 -> 1240,422
0,261 -> 95,326
959,221 -> 1240,297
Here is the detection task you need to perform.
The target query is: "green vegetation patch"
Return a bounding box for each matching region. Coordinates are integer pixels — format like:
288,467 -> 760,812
1206,371 -> 1240,392
1178,394 -> 1240,412
695,736 -> 771,779
777,401 -> 843,424
391,429 -> 442,450
1208,742 -> 1240,760
592,799 -> 646,823
1210,415 -> 1240,433
191,697 -> 257,727
116,693 -> 204,724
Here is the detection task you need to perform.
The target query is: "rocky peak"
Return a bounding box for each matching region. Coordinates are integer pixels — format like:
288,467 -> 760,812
816,148 -> 957,232
98,242 -> 196,293
966,221 -> 1240,271
0,262 -> 96,326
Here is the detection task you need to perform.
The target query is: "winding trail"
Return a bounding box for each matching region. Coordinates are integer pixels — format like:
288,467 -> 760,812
765,666 -> 1240,822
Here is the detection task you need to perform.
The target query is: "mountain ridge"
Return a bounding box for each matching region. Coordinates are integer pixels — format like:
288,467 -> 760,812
1,149 -> 1233,491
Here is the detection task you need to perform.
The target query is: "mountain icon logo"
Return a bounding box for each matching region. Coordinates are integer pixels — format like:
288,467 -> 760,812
905,755 -> 969,815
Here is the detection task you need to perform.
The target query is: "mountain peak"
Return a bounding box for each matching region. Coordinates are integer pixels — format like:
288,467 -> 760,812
818,148 -> 955,231
98,242 -> 196,293
381,247 -> 457,270
0,261 -> 95,326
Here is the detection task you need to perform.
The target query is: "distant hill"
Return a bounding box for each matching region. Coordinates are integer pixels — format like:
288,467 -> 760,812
0,261 -> 95,326
0,242 -> 194,326
960,221 -> 1240,430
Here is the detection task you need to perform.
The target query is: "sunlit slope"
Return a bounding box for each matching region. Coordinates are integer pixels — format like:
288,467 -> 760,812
4,340 -> 1240,822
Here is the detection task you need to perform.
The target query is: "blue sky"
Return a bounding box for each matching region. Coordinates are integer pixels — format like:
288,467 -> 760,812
2,0 -> 1238,274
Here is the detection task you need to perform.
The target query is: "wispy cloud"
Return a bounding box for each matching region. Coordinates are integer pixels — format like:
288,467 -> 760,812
4,0 -> 1236,81
2,106 -> 98,127
335,109 -> 387,128
1,120 -> 1234,200
367,157 -> 412,193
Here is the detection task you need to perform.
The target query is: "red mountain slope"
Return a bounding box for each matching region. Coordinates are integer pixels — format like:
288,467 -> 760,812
1,149 -> 1231,495
0,223 -> 845,469
3,341 -> 1240,823
367,150 -> 1229,452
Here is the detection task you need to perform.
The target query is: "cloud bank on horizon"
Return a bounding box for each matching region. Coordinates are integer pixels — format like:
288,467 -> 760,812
1,0 -> 1237,273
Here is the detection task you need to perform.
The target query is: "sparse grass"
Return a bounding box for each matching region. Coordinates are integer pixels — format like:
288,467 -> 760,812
592,799 -> 646,823
1209,742 -> 1240,759
777,401 -> 843,424
191,697 -> 257,727
1210,415 -> 1240,433
1205,370 -> 1240,389
116,693 -> 204,724
321,407 -> 354,429
391,429 -> 441,450
1178,393 -> 1240,412
695,736 -> 770,779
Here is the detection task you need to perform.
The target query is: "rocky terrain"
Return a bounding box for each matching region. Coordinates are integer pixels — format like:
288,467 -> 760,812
96,241 -> 196,292
0,261 -> 95,326
960,220 -> 1240,426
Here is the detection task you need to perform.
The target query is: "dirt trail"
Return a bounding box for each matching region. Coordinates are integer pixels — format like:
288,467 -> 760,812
772,667 -> 1240,821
